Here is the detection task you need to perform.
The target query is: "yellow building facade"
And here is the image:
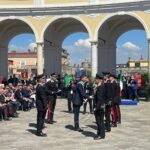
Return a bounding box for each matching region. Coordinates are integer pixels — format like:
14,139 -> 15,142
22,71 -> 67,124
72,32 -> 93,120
0,0 -> 150,78
128,60 -> 148,68
8,50 -> 69,78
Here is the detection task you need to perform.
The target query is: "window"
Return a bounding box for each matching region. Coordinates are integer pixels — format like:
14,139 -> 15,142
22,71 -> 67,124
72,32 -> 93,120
135,62 -> 140,68
20,60 -> 26,69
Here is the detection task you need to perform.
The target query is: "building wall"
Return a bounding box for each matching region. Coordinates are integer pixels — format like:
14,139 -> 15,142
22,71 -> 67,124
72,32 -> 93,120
8,57 -> 37,76
140,62 -> 148,67
45,0 -> 87,4
8,51 -> 69,77
0,0 -> 33,5
22,11 -> 150,43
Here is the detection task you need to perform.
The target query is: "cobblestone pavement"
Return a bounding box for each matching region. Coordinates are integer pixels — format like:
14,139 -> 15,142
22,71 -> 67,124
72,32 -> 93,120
0,99 -> 150,150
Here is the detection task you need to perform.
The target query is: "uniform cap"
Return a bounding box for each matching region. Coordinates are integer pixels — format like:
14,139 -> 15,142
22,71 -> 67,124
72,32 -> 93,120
110,74 -> 116,78
102,72 -> 110,76
51,73 -> 57,76
36,74 -> 45,79
80,74 -> 87,79
95,74 -> 103,80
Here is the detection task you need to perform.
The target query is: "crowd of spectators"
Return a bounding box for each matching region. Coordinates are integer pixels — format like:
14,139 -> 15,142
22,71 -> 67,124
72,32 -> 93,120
122,75 -> 139,101
0,75 -> 36,121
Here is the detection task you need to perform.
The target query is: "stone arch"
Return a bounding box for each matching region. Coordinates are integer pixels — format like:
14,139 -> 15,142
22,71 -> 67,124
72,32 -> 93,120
41,15 -> 92,75
94,12 -> 150,74
41,15 -> 92,42
94,12 -> 150,41
0,16 -> 39,42
0,17 -> 38,78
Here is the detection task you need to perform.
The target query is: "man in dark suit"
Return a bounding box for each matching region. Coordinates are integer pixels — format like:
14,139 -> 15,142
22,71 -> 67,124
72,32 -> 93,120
93,74 -> 105,140
72,75 -> 89,132
14,83 -> 28,111
36,74 -> 48,137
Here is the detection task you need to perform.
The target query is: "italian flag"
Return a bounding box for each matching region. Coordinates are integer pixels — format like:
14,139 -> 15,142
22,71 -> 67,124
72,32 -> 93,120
119,70 -> 123,97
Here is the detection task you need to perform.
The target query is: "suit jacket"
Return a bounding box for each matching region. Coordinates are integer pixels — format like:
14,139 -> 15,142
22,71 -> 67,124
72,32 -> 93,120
94,84 -> 105,110
14,89 -> 23,102
36,84 -> 48,111
72,81 -> 87,106
45,79 -> 58,101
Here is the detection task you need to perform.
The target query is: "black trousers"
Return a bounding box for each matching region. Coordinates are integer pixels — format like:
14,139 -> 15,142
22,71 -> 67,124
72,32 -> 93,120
95,109 -> 105,138
37,110 -> 47,133
73,104 -> 80,129
67,93 -> 73,112
0,106 -> 8,120
83,99 -> 93,113
50,98 -> 56,122
116,104 -> 121,123
105,105 -> 111,132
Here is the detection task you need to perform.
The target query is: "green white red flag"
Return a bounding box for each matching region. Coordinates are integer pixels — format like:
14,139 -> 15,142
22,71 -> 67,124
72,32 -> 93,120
119,70 -> 123,96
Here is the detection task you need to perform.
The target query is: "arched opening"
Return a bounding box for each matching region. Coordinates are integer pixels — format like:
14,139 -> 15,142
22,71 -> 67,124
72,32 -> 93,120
97,14 -> 148,74
62,32 -> 90,75
8,33 -> 36,78
43,17 -> 90,75
116,30 -> 148,75
0,19 -> 36,79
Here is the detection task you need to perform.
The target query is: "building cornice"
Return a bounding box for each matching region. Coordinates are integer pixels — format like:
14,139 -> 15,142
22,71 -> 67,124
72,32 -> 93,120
0,0 -> 150,16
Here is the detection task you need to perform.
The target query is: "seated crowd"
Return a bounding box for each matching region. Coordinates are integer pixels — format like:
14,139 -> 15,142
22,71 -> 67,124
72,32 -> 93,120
0,82 -> 36,121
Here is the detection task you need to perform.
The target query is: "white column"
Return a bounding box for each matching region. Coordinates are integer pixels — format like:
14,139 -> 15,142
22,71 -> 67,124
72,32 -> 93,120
37,42 -> 44,75
148,39 -> 150,75
89,0 -> 98,4
91,41 -> 98,77
0,47 -> 8,78
34,0 -> 44,6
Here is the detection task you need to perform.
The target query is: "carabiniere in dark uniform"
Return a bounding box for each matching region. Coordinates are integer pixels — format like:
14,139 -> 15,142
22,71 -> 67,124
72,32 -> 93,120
93,74 -> 105,140
45,73 -> 59,124
36,74 -> 48,137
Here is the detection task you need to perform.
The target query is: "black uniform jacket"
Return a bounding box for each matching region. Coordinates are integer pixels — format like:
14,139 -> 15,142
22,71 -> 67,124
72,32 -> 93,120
105,80 -> 116,104
94,84 -> 105,110
45,79 -> 58,101
36,84 -> 48,111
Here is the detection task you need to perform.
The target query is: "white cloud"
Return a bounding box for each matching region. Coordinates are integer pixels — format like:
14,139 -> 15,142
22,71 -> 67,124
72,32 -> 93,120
117,42 -> 142,64
8,42 -> 37,52
122,42 -> 141,51
8,44 -> 26,52
28,39 -> 33,43
75,38 -> 91,48
63,38 -> 91,65
28,42 -> 37,51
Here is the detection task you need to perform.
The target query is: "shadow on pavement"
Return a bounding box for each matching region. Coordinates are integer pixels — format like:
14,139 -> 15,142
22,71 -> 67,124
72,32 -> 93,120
65,125 -> 75,131
27,129 -> 37,136
81,131 -> 96,138
86,124 -> 97,130
29,123 -> 37,128
60,110 -> 73,114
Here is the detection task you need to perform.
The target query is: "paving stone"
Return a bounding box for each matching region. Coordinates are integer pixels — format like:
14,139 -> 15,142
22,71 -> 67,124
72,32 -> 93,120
0,100 -> 150,150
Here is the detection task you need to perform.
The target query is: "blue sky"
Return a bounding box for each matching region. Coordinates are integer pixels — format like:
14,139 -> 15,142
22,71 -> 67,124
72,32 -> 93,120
8,30 -> 148,65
